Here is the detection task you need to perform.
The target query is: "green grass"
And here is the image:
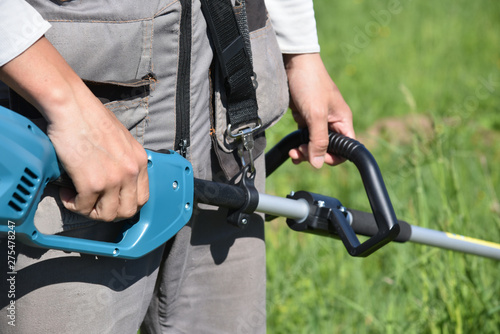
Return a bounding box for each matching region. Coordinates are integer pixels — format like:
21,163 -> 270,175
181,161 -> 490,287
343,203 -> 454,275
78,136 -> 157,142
265,1 -> 500,333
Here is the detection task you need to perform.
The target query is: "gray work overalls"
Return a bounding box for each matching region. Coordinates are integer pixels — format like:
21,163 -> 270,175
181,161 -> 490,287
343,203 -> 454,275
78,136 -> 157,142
0,0 -> 288,333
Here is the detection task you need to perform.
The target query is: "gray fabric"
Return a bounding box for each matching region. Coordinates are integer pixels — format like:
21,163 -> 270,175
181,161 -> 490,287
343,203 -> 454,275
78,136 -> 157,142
142,155 -> 267,334
0,0 -> 288,333
0,238 -> 165,333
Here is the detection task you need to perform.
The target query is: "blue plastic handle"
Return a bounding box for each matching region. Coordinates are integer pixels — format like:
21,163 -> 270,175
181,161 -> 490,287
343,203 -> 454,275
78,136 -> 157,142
0,106 -> 193,259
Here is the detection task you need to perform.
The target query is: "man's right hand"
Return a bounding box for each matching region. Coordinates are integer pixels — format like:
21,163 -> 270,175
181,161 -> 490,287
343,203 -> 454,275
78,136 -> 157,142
50,98 -> 150,222
0,37 -> 149,221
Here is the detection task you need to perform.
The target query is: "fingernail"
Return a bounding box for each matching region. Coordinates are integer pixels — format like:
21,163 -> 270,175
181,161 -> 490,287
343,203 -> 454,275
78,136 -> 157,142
312,156 -> 324,169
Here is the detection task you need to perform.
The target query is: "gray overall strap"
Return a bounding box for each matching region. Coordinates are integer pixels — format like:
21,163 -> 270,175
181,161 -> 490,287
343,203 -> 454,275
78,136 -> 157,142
200,0 -> 260,131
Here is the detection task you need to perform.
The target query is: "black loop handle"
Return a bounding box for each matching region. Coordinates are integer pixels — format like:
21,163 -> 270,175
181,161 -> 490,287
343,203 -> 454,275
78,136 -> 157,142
327,131 -> 400,256
265,129 -> 400,256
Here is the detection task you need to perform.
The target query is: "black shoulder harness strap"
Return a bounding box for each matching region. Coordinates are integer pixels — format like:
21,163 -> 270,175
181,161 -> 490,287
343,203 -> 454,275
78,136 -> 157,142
200,0 -> 260,131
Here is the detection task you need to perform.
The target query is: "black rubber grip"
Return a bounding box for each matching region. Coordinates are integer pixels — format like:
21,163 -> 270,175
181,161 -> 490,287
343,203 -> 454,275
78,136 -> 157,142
265,129 -> 308,177
348,208 -> 412,242
194,178 -> 246,210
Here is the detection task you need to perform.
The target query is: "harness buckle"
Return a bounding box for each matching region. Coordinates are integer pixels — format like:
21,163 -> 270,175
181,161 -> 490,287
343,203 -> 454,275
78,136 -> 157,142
227,118 -> 262,173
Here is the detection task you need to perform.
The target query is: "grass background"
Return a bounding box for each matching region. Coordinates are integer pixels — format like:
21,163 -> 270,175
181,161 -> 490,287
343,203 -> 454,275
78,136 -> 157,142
265,0 -> 500,333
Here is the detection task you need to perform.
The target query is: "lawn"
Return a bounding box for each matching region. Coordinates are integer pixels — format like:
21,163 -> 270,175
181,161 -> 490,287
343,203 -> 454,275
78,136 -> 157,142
265,0 -> 500,333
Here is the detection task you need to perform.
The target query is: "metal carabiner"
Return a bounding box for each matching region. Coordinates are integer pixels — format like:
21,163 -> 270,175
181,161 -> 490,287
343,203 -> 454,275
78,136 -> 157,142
227,118 -> 262,173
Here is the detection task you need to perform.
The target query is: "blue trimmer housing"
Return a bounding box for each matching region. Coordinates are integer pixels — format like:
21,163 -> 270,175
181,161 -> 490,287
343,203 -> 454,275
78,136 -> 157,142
0,106 -> 193,259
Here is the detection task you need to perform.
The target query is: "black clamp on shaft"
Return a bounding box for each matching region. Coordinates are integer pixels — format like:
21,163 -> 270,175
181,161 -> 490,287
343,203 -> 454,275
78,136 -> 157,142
227,165 -> 259,228
286,191 -> 359,253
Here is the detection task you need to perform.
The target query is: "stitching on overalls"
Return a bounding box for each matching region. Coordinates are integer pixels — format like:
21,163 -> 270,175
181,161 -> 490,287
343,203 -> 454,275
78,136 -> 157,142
155,0 -> 180,18
149,16 -> 155,80
171,0 -> 182,152
47,0 -> 178,24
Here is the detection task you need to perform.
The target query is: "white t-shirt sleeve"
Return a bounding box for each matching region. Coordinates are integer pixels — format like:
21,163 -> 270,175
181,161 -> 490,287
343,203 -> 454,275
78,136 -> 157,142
264,0 -> 320,54
0,0 -> 51,67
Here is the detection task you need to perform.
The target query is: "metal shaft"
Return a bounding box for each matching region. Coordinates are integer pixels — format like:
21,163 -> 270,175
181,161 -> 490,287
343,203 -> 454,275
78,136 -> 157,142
410,225 -> 500,260
256,194 -> 309,222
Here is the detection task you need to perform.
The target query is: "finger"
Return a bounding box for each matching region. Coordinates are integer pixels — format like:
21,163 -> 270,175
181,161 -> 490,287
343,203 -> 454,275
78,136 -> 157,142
325,103 -> 355,166
306,112 -> 329,169
324,153 -> 346,167
60,185 -> 100,217
116,153 -> 149,219
116,178 -> 139,219
115,167 -> 148,219
327,99 -> 356,139
289,145 -> 308,164
89,186 -> 120,221
330,119 -> 356,141
60,174 -> 120,221
135,149 -> 150,207
288,148 -> 302,161
59,187 -> 79,212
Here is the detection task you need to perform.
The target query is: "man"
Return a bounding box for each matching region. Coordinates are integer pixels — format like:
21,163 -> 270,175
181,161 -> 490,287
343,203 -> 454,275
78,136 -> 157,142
0,0 -> 354,332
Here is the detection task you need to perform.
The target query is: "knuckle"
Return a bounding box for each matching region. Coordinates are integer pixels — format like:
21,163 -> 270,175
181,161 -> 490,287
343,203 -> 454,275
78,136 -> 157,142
118,206 -> 138,219
311,137 -> 329,150
88,196 -> 119,222
131,146 -> 149,168
137,147 -> 149,164
76,207 -> 94,218
308,107 -> 327,120
70,194 -> 96,217
94,204 -> 118,222
98,212 -> 117,222
122,157 -> 144,179
121,160 -> 140,177
85,177 -> 108,193
138,190 -> 150,207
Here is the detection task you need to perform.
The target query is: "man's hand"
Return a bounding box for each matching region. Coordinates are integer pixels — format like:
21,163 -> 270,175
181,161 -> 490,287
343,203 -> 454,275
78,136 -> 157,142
48,98 -> 150,222
284,53 -> 355,168
0,37 -> 149,221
